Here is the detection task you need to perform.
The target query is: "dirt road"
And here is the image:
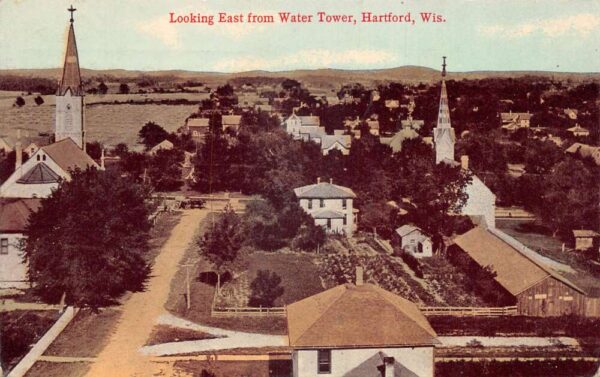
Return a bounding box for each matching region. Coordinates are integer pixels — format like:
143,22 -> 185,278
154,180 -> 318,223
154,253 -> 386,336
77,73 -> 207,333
85,209 -> 207,377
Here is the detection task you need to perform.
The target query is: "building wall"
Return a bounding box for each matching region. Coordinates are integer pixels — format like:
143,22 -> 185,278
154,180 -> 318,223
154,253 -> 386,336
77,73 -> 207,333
516,276 -> 586,317
55,91 -> 84,149
293,346 -> 434,377
0,233 -> 29,289
322,143 -> 349,156
401,233 -> 433,258
299,198 -> 355,236
461,175 -> 496,229
575,237 -> 594,251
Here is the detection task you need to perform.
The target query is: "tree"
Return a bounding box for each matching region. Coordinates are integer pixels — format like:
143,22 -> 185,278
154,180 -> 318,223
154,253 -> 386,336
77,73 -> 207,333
248,270 -> 284,307
198,206 -> 244,291
85,141 -> 103,160
23,168 -> 151,309
138,122 -> 169,150
113,143 -> 129,157
119,83 -> 130,94
147,149 -> 183,192
14,96 -> 25,107
34,95 -> 44,106
0,150 -> 29,183
98,82 -> 108,94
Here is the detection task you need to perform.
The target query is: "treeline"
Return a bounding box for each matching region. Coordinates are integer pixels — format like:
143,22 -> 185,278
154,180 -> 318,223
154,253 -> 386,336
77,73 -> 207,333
0,75 -> 57,94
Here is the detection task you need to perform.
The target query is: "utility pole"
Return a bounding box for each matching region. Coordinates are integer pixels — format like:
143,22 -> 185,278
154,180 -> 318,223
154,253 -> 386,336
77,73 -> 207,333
180,258 -> 199,310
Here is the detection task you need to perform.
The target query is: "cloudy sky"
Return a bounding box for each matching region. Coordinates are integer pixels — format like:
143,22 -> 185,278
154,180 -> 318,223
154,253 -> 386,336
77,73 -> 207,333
1,0 -> 599,73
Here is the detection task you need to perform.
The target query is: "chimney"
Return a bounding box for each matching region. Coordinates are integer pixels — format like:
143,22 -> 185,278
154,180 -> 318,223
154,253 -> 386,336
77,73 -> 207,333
461,155 -> 469,171
317,177 -> 321,184
383,357 -> 395,377
329,178 -> 333,184
355,266 -> 364,286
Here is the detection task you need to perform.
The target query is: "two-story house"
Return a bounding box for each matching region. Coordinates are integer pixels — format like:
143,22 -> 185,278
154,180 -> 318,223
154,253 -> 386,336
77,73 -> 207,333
294,179 -> 357,236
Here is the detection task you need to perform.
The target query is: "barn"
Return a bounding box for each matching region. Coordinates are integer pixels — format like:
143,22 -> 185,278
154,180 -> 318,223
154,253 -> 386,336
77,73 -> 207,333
453,227 -> 588,317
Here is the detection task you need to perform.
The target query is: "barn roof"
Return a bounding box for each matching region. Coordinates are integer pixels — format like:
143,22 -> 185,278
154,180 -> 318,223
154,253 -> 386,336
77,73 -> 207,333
41,139 -> 98,172
0,198 -> 42,233
454,227 -> 584,296
286,283 -> 438,348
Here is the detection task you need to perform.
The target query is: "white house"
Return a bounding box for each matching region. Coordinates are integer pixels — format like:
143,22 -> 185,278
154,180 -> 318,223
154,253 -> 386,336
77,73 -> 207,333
567,124 -> 590,137
0,198 -> 41,289
149,139 -> 174,155
500,111 -> 531,131
395,225 -> 433,258
284,114 -> 352,156
433,58 -> 496,228
287,281 -> 438,377
294,179 -> 357,236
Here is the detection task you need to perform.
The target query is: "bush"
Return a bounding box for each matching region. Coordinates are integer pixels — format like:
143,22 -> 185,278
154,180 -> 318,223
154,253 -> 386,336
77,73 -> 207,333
249,270 -> 284,307
398,250 -> 424,278
34,95 -> 44,106
14,96 -> 25,107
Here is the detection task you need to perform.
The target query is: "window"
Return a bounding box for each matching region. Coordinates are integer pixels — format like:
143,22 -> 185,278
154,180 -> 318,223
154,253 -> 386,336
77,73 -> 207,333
320,199 -> 324,208
0,238 -> 8,255
308,199 -> 313,209
37,155 -> 41,161
326,219 -> 332,229
342,216 -> 346,226
317,349 -> 331,374
342,199 -> 347,209
42,155 -> 46,161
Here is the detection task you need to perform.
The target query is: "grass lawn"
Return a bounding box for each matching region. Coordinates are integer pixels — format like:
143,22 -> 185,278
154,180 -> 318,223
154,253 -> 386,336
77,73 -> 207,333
146,325 -> 215,346
1,310 -> 59,370
173,359 -> 292,377
24,361 -> 90,377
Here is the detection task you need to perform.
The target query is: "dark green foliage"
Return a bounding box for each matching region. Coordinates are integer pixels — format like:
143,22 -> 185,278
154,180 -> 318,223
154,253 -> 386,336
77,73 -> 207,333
436,360 -> 598,377
138,122 -> 169,150
85,141 -> 103,160
14,96 -> 25,107
0,150 -> 29,183
199,207 -> 244,278
23,168 -> 151,309
397,251 -> 424,278
97,82 -> 108,94
34,95 -> 44,106
291,223 -> 326,252
1,311 -> 57,370
118,83 -> 130,94
147,149 -> 183,192
249,270 -> 284,307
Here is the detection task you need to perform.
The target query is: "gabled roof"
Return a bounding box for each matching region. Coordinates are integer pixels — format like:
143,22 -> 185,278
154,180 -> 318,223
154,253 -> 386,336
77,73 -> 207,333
321,135 -> 351,150
312,209 -> 346,219
40,139 -> 98,173
395,224 -> 427,238
150,139 -> 174,153
299,116 -> 320,126
222,115 -> 242,125
57,23 -> 83,96
187,118 -> 210,127
573,230 -> 600,238
381,128 -> 419,153
454,227 -> 584,296
0,198 -> 42,233
294,182 -> 356,199
286,283 -> 438,348
17,163 -> 61,184
500,112 -> 531,122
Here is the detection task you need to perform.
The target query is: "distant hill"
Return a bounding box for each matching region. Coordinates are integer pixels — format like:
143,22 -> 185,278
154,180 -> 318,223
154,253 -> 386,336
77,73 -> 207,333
1,66 -> 598,88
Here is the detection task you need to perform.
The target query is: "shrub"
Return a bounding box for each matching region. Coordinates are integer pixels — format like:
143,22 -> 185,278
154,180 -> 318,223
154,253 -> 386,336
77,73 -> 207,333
249,270 -> 284,307
14,96 -> 25,107
398,250 -> 424,278
34,95 -> 44,106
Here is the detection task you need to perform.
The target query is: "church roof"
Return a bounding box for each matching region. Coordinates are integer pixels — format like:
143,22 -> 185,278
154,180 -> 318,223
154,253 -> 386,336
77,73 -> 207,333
41,139 -> 98,173
286,283 -> 438,348
0,198 -> 42,233
436,79 -> 452,129
57,23 -> 83,96
17,163 -> 61,184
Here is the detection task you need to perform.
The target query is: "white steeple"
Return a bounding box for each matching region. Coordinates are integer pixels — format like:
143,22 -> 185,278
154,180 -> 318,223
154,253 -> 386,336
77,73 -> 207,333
433,56 -> 456,164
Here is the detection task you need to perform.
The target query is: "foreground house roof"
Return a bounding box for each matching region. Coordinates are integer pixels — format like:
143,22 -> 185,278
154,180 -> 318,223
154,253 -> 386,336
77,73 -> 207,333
41,138 -> 98,172
294,182 -> 356,199
286,283 -> 438,348
0,198 -> 42,233
454,227 -> 583,296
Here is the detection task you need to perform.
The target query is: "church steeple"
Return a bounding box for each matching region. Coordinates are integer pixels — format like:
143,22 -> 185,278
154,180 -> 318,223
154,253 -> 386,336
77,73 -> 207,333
55,5 -> 85,149
433,56 -> 456,164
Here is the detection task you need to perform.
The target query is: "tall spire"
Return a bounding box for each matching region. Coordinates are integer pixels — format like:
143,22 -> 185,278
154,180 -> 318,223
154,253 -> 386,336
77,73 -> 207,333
57,7 -> 82,96
433,56 -> 455,164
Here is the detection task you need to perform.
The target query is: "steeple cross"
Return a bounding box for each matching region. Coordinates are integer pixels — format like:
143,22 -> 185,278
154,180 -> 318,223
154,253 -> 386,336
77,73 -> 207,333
68,5 -> 77,23
442,56 -> 447,77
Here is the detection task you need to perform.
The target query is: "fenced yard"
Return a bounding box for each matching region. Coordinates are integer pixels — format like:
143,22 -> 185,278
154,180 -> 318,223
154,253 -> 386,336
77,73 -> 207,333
419,306 -> 518,317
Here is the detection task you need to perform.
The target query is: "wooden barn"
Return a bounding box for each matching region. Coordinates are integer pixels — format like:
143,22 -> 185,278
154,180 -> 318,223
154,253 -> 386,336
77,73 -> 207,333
453,227 -> 589,317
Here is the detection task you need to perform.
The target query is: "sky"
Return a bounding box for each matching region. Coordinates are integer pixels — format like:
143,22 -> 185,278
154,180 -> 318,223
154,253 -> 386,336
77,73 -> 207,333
1,0 -> 599,73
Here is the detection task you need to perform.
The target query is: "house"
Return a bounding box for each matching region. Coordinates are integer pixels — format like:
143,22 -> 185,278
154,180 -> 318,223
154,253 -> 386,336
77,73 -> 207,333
566,143 -> 600,166
222,115 -> 242,132
567,124 -> 590,137
453,226 -> 588,317
285,114 -> 351,156
365,120 -> 380,136
321,133 -> 352,156
149,139 -> 174,155
573,230 -> 600,251
185,118 -> 210,141
380,127 -> 419,153
432,58 -> 496,228
0,198 -> 41,288
500,111 -> 532,131
507,163 -> 526,178
385,99 -> 400,109
287,279 -> 438,377
564,108 -> 578,120
395,225 -> 433,258
0,138 -> 98,198
400,118 -> 424,131
294,179 -> 358,236
0,137 -> 15,154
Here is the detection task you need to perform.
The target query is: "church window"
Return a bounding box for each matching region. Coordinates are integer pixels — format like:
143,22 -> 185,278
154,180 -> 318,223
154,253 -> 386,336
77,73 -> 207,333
42,155 -> 46,161
37,155 -> 41,161
0,238 -> 8,255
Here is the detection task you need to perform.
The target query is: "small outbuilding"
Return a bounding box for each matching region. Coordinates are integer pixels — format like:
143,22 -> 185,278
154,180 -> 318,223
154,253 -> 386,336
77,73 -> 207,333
573,230 -> 600,251
395,225 -> 433,258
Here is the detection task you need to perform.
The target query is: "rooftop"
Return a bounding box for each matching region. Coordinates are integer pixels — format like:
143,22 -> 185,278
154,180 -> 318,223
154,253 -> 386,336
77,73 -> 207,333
294,182 -> 356,199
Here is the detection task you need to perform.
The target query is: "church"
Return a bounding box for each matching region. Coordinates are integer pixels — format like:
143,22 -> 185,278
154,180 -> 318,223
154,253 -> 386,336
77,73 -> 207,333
433,57 -> 496,229
0,8 -> 98,289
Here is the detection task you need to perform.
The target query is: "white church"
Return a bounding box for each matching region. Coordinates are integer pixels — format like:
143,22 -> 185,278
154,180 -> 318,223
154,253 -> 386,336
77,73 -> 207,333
433,57 -> 496,229
0,9 -> 98,289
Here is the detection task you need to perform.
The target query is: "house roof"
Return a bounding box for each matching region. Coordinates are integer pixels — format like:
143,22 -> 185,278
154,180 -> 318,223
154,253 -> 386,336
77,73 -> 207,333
57,23 -> 83,96
299,116 -> 320,126
286,283 -> 438,348
454,227 -> 584,296
395,224 -> 427,238
150,139 -> 174,153
321,135 -> 351,150
41,139 -> 98,172
381,128 -> 419,153
312,209 -> 346,219
573,230 -> 600,238
500,112 -> 531,122
17,163 -> 61,184
294,182 -> 356,199
0,198 -> 42,233
187,118 -> 210,127
222,115 -> 242,125
567,125 -> 589,133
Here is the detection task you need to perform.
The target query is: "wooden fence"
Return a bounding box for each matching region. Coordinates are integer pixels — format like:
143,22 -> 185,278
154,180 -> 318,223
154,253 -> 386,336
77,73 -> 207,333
210,290 -> 286,317
419,306 -> 518,317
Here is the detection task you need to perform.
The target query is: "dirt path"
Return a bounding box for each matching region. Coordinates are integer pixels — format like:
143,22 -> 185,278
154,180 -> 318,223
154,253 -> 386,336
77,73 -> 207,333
85,209 -> 207,377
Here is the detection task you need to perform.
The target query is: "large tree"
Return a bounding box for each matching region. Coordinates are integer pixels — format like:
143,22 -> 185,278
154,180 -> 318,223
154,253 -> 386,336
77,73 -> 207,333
23,168 -> 151,309
138,122 -> 169,150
